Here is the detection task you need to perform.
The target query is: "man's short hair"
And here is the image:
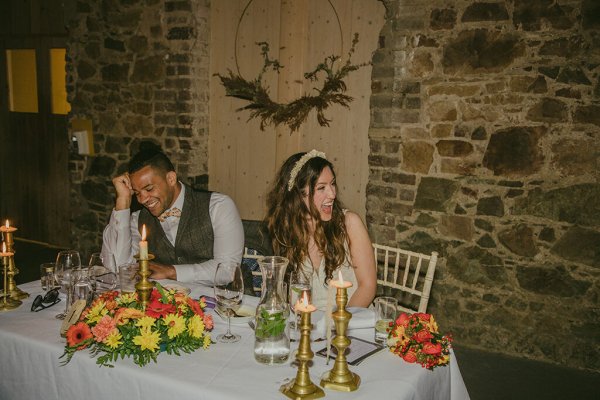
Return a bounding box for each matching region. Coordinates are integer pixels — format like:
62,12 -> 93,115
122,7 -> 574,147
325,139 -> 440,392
128,145 -> 175,175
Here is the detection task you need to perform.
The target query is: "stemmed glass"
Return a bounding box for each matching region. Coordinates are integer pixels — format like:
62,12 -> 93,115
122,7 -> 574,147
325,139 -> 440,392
214,262 -> 244,343
55,250 -> 81,320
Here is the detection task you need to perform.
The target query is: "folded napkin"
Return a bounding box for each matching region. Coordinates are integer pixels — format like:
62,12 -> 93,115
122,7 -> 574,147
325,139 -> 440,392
312,307 -> 375,339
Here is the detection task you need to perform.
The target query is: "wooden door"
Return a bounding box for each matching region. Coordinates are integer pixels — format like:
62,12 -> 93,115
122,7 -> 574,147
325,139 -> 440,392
0,0 -> 70,246
209,0 -> 386,220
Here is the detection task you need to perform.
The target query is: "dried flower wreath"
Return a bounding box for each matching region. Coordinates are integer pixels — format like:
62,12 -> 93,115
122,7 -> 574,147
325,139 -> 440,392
215,33 -> 368,132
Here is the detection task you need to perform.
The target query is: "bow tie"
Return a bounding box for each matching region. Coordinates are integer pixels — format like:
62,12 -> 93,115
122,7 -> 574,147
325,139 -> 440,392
158,207 -> 181,222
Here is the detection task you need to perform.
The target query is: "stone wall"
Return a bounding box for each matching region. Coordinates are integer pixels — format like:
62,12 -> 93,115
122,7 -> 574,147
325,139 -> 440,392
368,0 -> 599,370
65,0 -> 211,256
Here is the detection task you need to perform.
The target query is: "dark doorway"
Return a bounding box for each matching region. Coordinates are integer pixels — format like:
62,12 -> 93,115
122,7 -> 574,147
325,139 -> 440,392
0,0 -> 70,246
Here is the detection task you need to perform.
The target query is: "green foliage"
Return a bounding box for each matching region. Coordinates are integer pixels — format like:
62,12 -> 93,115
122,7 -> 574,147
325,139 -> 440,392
255,309 -> 286,339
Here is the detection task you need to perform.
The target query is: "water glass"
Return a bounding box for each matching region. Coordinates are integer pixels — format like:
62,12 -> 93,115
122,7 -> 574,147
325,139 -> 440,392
374,296 -> 398,346
40,263 -> 58,291
72,267 -> 94,304
288,269 -> 312,340
118,263 -> 139,293
89,252 -> 117,293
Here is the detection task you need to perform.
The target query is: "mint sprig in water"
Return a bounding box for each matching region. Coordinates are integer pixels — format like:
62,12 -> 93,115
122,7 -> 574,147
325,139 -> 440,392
255,310 -> 286,338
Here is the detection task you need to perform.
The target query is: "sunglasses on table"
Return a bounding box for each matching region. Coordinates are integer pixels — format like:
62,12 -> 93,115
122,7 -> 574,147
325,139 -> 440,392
31,288 -> 61,312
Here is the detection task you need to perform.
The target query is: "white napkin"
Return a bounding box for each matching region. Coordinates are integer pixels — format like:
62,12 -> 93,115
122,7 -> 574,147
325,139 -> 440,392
312,307 -> 375,339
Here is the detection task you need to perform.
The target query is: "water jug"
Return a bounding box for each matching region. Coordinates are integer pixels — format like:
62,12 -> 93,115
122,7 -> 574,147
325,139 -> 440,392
253,256 -> 290,364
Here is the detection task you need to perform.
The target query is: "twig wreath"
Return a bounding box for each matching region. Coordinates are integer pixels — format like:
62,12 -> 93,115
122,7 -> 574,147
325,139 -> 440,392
216,33 -> 369,133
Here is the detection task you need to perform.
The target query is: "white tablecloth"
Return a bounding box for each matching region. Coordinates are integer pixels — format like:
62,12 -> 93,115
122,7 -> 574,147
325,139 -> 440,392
0,281 -> 470,400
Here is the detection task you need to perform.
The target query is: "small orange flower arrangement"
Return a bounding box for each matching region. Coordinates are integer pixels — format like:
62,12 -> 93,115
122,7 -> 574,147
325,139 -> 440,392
61,283 -> 213,367
387,312 -> 452,370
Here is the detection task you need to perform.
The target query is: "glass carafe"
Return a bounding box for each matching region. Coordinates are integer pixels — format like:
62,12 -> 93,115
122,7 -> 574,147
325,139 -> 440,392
253,256 -> 290,365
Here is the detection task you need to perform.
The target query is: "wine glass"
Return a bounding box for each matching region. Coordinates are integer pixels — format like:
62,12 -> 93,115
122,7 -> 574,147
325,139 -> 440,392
288,269 -> 312,339
55,250 -> 81,320
89,252 -> 117,293
214,262 -> 244,343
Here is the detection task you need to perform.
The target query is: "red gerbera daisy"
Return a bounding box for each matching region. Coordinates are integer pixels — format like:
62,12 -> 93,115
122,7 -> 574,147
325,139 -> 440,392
66,322 -> 93,350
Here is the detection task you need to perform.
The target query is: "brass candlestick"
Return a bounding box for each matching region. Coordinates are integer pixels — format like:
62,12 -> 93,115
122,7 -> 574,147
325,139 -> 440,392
281,308 -> 325,400
134,253 -> 155,308
0,225 -> 29,300
320,285 -> 360,392
0,251 -> 22,311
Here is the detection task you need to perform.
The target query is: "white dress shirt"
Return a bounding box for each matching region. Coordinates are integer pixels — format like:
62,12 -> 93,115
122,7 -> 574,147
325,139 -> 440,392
101,185 -> 244,285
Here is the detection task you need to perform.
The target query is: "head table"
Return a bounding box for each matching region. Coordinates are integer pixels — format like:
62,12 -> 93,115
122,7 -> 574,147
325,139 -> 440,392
0,280 -> 470,400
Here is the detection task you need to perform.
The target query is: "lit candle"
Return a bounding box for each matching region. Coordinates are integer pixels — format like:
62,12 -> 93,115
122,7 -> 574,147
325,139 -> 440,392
0,220 -> 17,233
0,242 -> 13,257
295,291 -> 316,313
332,270 -> 352,289
139,224 -> 148,260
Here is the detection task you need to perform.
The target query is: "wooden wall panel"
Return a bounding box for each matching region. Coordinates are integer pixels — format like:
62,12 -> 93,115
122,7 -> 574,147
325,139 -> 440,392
210,0 -> 385,220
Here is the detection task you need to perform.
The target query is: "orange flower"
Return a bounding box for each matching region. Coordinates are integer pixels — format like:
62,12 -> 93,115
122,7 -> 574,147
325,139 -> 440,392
91,315 -> 117,342
396,313 -> 410,327
422,342 -> 442,355
187,297 -> 203,316
203,313 -> 214,330
114,307 -> 145,324
66,322 -> 93,350
402,351 -> 417,363
415,329 -> 433,343
146,298 -> 176,318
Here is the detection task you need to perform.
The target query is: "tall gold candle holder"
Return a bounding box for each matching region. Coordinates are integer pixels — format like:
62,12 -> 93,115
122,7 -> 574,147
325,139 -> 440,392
0,223 -> 28,300
0,246 -> 22,311
134,253 -> 155,308
280,301 -> 325,400
320,282 -> 360,392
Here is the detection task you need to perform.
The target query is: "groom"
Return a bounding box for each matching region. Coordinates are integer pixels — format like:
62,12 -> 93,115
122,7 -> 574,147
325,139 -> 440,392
101,144 -> 244,285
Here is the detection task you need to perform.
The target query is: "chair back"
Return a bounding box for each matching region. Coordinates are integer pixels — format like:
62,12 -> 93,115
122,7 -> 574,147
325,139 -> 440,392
373,243 -> 438,314
241,220 -> 273,296
242,247 -> 263,296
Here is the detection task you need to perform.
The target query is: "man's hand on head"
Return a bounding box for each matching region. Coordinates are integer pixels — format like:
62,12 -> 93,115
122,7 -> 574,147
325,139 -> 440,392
148,262 -> 177,280
113,173 -> 133,210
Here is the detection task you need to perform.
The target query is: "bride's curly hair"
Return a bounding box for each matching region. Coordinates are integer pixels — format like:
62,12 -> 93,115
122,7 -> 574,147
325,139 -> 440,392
265,152 -> 348,285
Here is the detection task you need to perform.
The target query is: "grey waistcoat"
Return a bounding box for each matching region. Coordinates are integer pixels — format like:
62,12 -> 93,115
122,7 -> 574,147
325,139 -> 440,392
138,186 -> 214,265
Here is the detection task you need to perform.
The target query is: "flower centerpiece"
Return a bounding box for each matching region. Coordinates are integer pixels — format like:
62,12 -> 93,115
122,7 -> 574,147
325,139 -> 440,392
387,312 -> 452,370
60,283 -> 213,367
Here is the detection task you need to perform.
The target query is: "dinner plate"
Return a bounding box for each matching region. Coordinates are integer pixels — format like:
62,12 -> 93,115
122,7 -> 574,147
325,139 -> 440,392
161,283 -> 191,295
215,304 -> 256,325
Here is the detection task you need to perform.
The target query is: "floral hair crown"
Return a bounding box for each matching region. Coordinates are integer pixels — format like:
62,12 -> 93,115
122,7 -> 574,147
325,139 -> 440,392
287,149 -> 327,191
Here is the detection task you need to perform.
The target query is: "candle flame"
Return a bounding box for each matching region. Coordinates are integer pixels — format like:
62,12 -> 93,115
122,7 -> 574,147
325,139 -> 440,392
141,224 -> 147,241
302,291 -> 309,307
338,270 -> 344,285
4,220 -> 8,228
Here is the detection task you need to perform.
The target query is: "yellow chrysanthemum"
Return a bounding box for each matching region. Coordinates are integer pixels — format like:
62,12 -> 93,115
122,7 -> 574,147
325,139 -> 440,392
198,297 -> 207,309
203,334 -> 211,349
133,328 -> 161,352
136,316 -> 156,330
104,331 -> 123,349
117,292 -> 137,305
85,301 -> 108,324
163,313 -> 186,339
187,314 -> 205,339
